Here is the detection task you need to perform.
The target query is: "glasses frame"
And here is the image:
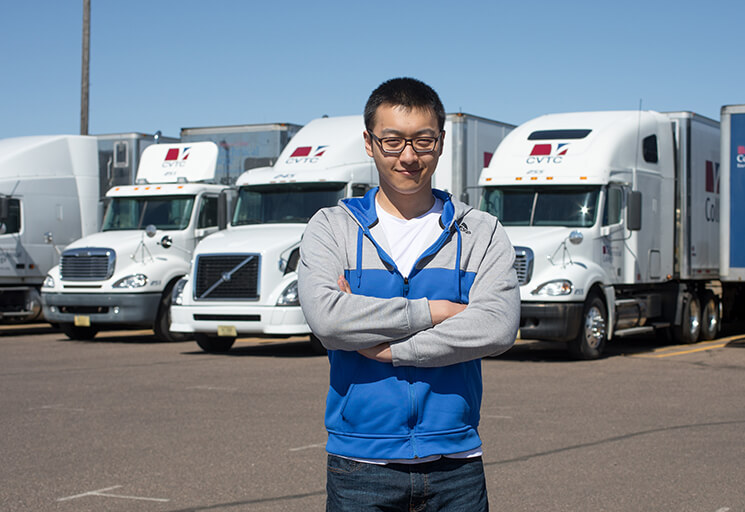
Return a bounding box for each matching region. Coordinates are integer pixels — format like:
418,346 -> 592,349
367,130 -> 444,155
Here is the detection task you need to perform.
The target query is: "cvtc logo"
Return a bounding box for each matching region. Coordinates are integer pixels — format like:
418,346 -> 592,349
737,145 -> 745,169
162,147 -> 191,168
526,143 -> 569,164
286,146 -> 328,164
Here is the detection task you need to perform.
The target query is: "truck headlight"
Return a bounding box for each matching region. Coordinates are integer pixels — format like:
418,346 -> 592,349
42,275 -> 55,288
531,279 -> 573,296
276,280 -> 299,306
172,278 -> 188,305
113,274 -> 148,289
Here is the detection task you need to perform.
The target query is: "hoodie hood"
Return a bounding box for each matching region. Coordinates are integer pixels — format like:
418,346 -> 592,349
339,187 -> 472,231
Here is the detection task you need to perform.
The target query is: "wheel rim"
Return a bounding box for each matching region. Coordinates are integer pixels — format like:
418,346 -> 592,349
583,306 -> 606,349
688,298 -> 701,339
704,300 -> 718,333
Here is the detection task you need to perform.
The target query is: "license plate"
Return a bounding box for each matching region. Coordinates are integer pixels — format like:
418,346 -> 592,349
217,325 -> 237,337
74,315 -> 91,327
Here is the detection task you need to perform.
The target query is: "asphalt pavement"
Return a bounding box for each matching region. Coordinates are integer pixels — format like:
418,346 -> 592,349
1,325 -> 743,511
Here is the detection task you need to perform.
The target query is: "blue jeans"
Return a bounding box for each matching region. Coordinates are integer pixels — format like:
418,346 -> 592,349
326,454 -> 489,511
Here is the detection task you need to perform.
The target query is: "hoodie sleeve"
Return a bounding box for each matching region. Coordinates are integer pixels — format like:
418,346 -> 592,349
389,218 -> 520,367
297,208 -> 433,351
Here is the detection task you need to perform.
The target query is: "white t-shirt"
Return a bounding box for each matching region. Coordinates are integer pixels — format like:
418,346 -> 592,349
375,196 -> 443,278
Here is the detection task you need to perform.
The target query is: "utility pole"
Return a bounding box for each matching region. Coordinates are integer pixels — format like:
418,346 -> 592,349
80,0 -> 90,135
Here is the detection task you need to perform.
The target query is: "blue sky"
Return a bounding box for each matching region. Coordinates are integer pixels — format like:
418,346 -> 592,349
1,0 -> 742,139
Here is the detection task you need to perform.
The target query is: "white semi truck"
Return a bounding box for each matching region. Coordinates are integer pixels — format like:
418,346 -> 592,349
42,142 -> 230,340
171,113 -> 514,353
479,110 -> 728,359
0,135 -> 101,322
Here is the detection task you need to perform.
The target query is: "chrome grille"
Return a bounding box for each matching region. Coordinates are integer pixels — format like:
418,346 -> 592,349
60,248 -> 116,281
513,246 -> 534,285
194,254 -> 260,300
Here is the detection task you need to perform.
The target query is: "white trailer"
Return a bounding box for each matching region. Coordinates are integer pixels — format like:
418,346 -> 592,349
42,142 -> 230,340
171,113 -> 514,353
0,135 -> 101,321
479,110 -> 727,359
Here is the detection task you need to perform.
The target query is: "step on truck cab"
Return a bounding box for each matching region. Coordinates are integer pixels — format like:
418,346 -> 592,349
171,113 -> 514,353
479,110 -> 724,359
42,142 -> 229,340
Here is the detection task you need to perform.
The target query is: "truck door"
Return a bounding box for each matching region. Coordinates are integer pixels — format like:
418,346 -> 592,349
195,195 -> 220,244
600,184 -> 625,283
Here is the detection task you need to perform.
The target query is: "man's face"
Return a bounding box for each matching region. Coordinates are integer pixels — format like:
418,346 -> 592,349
364,104 -> 443,200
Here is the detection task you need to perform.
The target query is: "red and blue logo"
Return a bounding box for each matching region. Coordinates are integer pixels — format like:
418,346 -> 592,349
526,143 -> 569,164
165,147 -> 190,161
287,145 -> 328,164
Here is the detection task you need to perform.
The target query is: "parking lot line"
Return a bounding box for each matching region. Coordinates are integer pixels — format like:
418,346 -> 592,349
57,485 -> 169,503
631,336 -> 741,358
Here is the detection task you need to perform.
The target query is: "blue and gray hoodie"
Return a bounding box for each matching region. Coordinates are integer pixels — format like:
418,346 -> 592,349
298,188 -> 520,460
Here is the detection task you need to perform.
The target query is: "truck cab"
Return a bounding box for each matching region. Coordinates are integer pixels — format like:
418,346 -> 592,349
170,116 -> 377,353
42,142 -> 228,340
480,111 -> 720,358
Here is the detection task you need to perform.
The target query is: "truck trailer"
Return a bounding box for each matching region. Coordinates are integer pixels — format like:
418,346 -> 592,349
479,110 -> 729,359
171,113 -> 514,353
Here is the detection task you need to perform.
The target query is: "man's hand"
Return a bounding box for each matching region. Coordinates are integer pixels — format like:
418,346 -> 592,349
429,300 -> 467,325
357,343 -> 393,363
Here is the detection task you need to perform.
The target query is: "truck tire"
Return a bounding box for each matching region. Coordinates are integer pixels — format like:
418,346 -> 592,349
154,284 -> 191,342
60,323 -> 98,341
699,293 -> 720,341
672,293 -> 701,344
309,334 -> 327,355
568,292 -> 607,360
195,333 -> 235,353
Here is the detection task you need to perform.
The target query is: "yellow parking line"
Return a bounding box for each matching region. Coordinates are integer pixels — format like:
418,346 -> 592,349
639,343 -> 728,358
632,334 -> 745,358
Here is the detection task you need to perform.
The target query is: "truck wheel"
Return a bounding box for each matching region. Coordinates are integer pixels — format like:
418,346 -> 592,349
699,293 -> 720,341
60,323 -> 98,341
568,293 -> 607,360
672,293 -> 701,344
195,333 -> 235,353
154,285 -> 191,342
309,334 -> 327,355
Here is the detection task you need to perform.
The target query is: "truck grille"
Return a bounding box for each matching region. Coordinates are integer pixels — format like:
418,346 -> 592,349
60,248 -> 116,281
194,254 -> 260,300
513,246 -> 534,285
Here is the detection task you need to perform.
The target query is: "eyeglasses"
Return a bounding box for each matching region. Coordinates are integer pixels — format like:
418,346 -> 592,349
368,131 -> 443,155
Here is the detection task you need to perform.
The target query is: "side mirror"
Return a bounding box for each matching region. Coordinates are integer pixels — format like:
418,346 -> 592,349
627,191 -> 642,231
145,224 -> 157,238
218,191 -> 229,230
0,196 -> 8,222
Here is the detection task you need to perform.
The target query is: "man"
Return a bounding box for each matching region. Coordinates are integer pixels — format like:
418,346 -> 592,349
297,77 -> 520,511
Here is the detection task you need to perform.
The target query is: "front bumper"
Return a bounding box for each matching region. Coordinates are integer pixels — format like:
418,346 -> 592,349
519,302 -> 584,342
42,292 -> 161,327
170,303 -> 309,336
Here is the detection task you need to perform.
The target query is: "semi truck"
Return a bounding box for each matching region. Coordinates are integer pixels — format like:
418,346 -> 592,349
479,110 -> 729,359
170,113 -> 514,353
41,141 -> 231,340
0,135 -> 101,322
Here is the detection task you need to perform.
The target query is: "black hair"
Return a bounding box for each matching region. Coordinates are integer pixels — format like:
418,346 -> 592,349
364,77 -> 445,132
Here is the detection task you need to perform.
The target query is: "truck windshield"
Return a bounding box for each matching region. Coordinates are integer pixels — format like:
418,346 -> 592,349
233,182 -> 346,225
102,196 -> 195,231
481,186 -> 600,227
